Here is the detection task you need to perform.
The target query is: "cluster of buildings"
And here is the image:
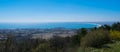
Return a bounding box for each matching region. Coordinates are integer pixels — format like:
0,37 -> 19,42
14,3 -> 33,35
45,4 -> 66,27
0,28 -> 77,40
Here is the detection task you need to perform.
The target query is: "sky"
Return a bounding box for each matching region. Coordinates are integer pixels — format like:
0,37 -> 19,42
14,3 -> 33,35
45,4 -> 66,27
0,0 -> 120,23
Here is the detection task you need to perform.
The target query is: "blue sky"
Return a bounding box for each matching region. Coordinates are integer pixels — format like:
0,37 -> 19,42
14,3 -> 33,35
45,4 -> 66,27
0,0 -> 120,23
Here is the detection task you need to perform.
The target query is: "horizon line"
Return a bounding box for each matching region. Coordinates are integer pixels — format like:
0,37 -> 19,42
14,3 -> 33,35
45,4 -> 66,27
0,21 -> 118,23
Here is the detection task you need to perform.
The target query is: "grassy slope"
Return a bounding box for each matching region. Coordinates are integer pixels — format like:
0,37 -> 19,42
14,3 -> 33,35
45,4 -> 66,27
77,41 -> 120,52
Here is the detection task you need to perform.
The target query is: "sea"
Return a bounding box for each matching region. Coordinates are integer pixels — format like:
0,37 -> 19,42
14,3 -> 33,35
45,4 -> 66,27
0,22 -> 114,29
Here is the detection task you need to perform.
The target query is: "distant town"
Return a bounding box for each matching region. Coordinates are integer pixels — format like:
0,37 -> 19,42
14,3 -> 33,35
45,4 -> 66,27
0,28 -> 77,40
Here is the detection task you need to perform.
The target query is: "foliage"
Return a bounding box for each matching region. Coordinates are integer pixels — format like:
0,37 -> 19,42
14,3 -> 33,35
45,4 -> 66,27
49,35 -> 74,52
110,30 -> 120,40
112,22 -> 120,31
32,43 -> 52,52
81,29 -> 111,48
77,41 -> 120,52
72,28 -> 87,46
99,25 -> 111,30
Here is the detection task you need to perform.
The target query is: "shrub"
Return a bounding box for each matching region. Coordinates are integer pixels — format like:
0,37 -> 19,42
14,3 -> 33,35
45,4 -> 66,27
72,28 -> 87,46
112,22 -> 120,31
32,43 -> 52,52
81,29 -> 111,48
110,30 -> 120,40
99,24 -> 111,30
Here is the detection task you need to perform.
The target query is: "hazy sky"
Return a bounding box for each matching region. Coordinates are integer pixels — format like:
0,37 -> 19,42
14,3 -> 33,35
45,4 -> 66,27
0,0 -> 120,23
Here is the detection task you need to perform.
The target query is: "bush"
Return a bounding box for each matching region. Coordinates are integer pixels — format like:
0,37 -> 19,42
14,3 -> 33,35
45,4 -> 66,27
110,30 -> 120,40
81,29 -> 111,48
32,43 -> 52,52
112,22 -> 120,31
72,28 -> 87,46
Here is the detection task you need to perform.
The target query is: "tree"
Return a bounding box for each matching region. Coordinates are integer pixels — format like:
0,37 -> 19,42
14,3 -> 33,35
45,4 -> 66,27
81,29 -> 111,48
99,24 -> 111,30
72,28 -> 87,46
49,35 -> 65,52
32,43 -> 51,52
4,34 -> 15,52
112,22 -> 120,31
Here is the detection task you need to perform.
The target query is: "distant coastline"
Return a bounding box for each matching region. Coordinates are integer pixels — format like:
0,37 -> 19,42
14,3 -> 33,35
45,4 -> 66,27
0,22 -> 116,29
0,22 -> 102,29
